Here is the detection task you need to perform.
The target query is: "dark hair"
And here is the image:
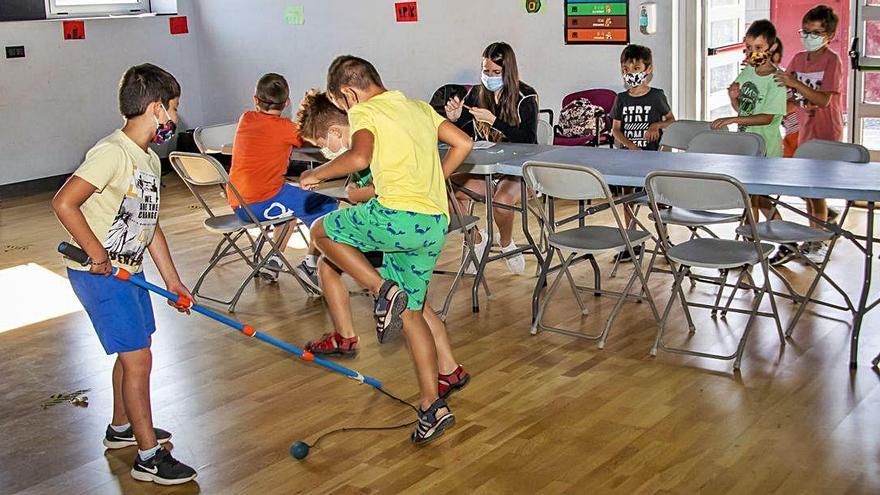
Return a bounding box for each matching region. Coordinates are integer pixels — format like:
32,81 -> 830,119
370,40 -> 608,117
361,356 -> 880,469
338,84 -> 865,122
255,73 -> 289,112
803,4 -> 839,36
295,89 -> 348,142
620,44 -> 653,67
745,19 -> 778,51
326,55 -> 384,101
476,42 -> 521,141
118,63 -> 180,119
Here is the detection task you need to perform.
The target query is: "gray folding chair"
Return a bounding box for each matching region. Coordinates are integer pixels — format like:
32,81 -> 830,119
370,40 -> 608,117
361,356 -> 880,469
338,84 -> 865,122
169,152 -> 310,312
658,120 -> 714,151
645,171 -> 784,370
432,179 -> 488,321
525,161 -> 660,348
735,140 -> 869,337
193,122 -> 238,154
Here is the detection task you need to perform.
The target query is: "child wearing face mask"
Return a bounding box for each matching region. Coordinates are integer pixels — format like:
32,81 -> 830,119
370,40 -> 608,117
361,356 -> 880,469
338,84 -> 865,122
711,19 -> 787,161
771,4 -> 844,264
226,73 -> 338,290
610,44 -> 675,260
52,64 -> 198,485
299,55 -> 473,445
294,90 -> 471,401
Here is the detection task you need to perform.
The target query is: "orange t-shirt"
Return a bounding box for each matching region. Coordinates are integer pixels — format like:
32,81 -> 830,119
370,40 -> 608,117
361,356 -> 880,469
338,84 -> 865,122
227,111 -> 303,207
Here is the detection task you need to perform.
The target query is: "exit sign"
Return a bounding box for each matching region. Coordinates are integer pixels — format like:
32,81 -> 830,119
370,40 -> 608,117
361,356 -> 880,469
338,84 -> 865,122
395,2 -> 418,22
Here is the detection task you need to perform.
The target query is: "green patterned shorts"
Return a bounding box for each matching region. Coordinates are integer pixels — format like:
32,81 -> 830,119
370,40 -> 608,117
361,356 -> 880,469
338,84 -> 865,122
322,198 -> 447,310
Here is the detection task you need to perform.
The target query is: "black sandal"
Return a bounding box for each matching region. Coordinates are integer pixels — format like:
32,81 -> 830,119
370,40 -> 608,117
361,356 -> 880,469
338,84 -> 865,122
374,280 -> 408,344
411,398 -> 455,445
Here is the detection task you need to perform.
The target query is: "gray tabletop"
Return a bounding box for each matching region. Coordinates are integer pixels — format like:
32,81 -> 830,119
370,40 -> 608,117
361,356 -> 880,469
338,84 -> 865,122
452,143 -> 558,175
478,144 -> 880,202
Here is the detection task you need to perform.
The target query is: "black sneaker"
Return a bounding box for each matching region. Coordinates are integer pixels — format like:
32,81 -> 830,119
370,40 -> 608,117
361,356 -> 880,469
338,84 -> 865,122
293,260 -> 321,294
827,207 -> 840,225
613,245 -> 642,263
769,243 -> 799,267
131,448 -> 197,485
104,424 -> 172,449
411,398 -> 455,445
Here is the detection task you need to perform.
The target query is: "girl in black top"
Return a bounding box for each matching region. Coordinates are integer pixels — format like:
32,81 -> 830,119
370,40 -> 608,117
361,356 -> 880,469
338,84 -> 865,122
445,42 -> 538,275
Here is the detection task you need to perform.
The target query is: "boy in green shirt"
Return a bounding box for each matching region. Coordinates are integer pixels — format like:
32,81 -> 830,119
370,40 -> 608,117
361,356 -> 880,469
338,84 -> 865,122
711,19 -> 787,158
299,57 -> 473,444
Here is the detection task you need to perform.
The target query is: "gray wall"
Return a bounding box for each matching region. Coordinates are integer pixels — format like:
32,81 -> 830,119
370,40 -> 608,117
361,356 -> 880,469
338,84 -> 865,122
0,0 -> 677,185
0,1 -> 203,185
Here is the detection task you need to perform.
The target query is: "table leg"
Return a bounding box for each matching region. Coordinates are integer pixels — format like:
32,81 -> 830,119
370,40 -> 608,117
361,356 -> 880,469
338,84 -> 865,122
851,201 -> 875,369
520,179 -> 546,322
472,175 -> 496,313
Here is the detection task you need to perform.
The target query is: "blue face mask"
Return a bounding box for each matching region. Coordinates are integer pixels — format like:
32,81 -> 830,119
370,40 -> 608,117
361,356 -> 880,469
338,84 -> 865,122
481,73 -> 504,92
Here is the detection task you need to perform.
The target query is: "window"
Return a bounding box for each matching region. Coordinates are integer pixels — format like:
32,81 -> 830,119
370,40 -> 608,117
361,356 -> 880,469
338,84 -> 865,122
48,0 -> 149,18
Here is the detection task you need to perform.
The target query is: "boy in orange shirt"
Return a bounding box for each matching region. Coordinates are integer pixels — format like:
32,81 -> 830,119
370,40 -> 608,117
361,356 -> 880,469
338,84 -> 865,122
227,73 -> 337,289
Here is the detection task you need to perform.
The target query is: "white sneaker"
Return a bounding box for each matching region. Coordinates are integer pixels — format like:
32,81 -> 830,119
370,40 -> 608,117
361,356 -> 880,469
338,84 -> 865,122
501,241 -> 526,275
465,230 -> 489,275
259,256 -> 283,282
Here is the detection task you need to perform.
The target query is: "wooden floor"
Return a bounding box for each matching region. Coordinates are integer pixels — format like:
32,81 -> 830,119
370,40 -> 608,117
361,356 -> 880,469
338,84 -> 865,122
1,176 -> 878,495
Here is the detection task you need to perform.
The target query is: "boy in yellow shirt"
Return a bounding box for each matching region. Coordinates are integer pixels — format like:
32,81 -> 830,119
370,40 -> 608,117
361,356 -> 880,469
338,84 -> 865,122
299,56 -> 473,444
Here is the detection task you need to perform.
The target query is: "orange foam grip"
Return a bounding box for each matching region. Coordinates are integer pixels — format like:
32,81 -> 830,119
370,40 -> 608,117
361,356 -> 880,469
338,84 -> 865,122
242,325 -> 256,337
175,295 -> 192,309
302,351 -> 315,361
115,269 -> 131,281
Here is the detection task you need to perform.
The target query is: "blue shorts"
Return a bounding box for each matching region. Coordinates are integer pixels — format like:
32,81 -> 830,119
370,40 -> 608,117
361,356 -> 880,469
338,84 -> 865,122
67,268 -> 156,355
235,183 -> 338,227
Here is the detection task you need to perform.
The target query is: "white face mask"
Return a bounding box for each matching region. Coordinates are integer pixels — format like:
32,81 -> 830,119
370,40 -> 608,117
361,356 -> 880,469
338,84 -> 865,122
319,130 -> 348,160
800,32 -> 827,52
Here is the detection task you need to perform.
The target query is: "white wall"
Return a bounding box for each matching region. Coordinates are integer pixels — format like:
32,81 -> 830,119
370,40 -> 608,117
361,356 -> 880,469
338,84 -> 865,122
0,1 -> 204,185
1,0 -> 679,185
192,0 -> 676,127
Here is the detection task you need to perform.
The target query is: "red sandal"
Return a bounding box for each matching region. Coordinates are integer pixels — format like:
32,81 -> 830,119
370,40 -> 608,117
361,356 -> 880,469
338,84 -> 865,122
438,365 -> 470,399
304,332 -> 359,357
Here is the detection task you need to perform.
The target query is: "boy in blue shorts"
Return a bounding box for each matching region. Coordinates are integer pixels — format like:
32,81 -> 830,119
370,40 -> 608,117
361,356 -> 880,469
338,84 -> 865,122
299,56 -> 473,444
52,64 -> 197,485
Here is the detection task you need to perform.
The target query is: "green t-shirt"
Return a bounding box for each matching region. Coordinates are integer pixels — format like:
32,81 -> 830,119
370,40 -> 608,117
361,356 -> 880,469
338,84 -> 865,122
734,66 -> 786,157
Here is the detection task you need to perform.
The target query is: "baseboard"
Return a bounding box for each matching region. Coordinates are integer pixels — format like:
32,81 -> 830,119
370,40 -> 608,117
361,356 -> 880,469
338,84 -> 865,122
0,174 -> 70,200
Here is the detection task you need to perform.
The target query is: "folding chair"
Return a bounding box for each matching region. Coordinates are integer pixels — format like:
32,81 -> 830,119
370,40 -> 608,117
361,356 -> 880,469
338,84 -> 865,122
432,179 -> 489,321
536,109 -> 555,145
193,122 -> 238,154
525,161 -> 660,348
735,140 -> 869,337
645,171 -> 784,370
169,152 -> 310,312
658,120 -> 715,151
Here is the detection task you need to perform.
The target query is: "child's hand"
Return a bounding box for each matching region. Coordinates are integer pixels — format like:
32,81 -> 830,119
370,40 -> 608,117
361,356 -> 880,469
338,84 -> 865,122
468,107 -> 496,125
727,82 -> 741,101
299,169 -> 321,190
774,72 -> 797,88
165,279 -> 195,315
645,123 -> 661,142
445,96 -> 464,122
89,252 -> 112,276
710,117 -> 734,130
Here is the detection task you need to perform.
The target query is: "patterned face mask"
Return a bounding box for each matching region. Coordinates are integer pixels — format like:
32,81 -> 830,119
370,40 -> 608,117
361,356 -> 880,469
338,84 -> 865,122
152,104 -> 176,145
623,71 -> 648,88
746,49 -> 771,67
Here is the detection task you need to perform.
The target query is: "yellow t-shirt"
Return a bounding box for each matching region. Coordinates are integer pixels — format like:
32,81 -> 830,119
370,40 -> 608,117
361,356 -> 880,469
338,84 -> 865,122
64,130 -> 162,273
347,90 -> 448,217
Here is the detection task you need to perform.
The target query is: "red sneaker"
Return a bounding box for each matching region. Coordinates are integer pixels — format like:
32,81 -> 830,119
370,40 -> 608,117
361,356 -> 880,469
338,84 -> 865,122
304,332 -> 359,357
438,365 -> 470,399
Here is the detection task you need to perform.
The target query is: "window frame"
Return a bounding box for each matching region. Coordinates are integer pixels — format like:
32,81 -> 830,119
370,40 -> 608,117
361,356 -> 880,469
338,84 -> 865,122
47,0 -> 150,19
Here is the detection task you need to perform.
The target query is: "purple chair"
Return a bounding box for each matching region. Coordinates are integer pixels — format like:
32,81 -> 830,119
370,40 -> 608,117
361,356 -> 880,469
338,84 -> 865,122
553,89 -> 617,147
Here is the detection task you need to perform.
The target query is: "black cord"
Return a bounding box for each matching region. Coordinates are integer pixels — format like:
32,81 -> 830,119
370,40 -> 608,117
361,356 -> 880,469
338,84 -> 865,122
305,386 -> 419,449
